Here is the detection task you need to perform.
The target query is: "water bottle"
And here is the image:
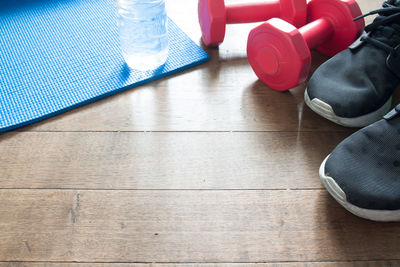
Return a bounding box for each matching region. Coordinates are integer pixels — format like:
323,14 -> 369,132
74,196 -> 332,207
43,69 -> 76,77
117,0 -> 169,71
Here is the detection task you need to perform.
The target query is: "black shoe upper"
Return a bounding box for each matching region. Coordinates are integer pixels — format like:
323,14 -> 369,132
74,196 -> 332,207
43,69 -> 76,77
325,104 -> 400,210
307,0 -> 400,118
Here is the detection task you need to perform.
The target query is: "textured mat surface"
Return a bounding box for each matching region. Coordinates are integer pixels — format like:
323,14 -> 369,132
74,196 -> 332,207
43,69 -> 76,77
0,0 -> 209,132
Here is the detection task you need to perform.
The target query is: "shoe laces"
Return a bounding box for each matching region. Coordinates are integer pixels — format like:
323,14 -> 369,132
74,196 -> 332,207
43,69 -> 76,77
384,103 -> 400,120
354,0 -> 400,55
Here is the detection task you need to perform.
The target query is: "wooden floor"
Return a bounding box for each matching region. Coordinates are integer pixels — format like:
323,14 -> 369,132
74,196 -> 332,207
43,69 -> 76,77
1,0 -> 400,266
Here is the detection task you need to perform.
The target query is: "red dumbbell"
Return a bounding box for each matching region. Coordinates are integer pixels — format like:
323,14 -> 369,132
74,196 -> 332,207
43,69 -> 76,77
247,0 -> 365,91
198,0 -> 307,47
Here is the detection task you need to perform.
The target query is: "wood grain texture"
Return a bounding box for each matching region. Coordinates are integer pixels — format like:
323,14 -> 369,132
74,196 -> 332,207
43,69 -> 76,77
19,63 -> 350,132
14,0 -> 348,133
1,190 -> 400,263
19,0 -> 397,133
1,262 -> 400,267
0,131 -> 350,189
15,0 -> 397,133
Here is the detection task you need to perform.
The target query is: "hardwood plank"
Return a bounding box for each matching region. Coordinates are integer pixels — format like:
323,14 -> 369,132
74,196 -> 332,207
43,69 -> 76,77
17,0 -> 396,133
1,190 -> 400,262
16,0 -> 354,133
0,132 -> 350,189
20,0 -> 396,133
20,59 -> 352,132
1,261 -> 400,267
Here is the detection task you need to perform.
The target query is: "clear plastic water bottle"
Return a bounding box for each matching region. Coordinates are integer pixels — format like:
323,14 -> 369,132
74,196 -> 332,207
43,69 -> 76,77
117,0 -> 169,71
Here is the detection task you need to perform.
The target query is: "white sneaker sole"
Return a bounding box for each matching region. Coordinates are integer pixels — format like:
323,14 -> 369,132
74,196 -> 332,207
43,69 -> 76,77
305,89 -> 392,128
320,156 -> 400,222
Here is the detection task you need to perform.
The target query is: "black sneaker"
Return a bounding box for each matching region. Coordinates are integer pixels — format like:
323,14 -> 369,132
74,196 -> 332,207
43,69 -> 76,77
320,104 -> 400,221
305,0 -> 400,128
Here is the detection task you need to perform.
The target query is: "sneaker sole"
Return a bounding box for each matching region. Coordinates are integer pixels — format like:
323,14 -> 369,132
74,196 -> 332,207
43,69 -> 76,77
320,155 -> 400,222
304,89 -> 392,128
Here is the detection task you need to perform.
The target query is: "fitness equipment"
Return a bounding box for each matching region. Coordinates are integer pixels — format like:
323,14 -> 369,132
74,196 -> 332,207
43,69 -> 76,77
247,0 -> 365,91
198,0 -> 307,47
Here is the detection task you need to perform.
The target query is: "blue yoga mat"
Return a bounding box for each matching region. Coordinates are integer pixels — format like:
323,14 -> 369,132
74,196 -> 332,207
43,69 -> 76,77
0,0 -> 209,132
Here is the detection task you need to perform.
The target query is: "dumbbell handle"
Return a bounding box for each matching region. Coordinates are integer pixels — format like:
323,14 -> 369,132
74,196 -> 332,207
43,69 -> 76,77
226,0 -> 281,23
299,18 -> 334,49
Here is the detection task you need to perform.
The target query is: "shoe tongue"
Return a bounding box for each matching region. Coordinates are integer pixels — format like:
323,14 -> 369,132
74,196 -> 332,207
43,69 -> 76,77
389,0 -> 400,6
369,2 -> 400,47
